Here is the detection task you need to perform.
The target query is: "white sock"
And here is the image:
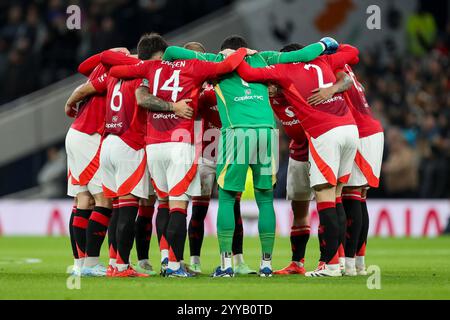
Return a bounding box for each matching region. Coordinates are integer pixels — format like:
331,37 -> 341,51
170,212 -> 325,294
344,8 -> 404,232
233,253 -> 244,265
74,258 -> 84,269
161,249 -> 169,262
168,261 -> 180,270
293,260 -> 304,267
138,259 -> 149,267
84,257 -> 99,268
190,256 -> 200,265
339,257 -> 345,267
109,258 -> 116,267
221,253 -> 232,270
326,263 -> 340,271
345,257 -> 356,270
260,254 -> 272,270
356,256 -> 365,267
116,263 -> 128,272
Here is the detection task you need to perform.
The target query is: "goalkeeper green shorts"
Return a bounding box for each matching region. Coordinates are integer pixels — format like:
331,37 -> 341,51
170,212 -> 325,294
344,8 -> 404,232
216,127 -> 277,192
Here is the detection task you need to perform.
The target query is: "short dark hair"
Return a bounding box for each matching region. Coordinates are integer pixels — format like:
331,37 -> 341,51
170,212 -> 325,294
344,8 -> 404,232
137,33 -> 168,60
280,43 -> 304,52
220,35 -> 248,51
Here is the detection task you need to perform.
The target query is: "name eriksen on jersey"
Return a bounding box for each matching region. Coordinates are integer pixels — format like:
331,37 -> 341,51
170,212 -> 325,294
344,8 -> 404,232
161,60 -> 186,68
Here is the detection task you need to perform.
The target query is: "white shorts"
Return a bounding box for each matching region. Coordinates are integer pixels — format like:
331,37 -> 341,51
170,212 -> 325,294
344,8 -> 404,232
347,132 -> 384,188
146,142 -> 201,201
65,128 -> 103,197
199,157 -> 217,197
100,134 -> 153,199
286,157 -> 314,201
308,125 -> 359,187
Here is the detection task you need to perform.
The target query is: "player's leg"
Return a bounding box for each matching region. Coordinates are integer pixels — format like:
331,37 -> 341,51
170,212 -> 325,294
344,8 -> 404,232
254,187 -> 276,277
342,186 -> 363,276
146,143 -> 171,273
251,127 -> 277,277
336,125 -> 361,276
164,142 -> 202,277
335,183 -> 347,274
232,192 -> 257,275
188,196 -> 210,272
115,194 -> 140,274
274,200 -> 310,275
66,132 -> 80,273
304,127 -> 347,277
188,159 -> 215,273
356,188 -> 369,275
213,129 -> 249,277
214,186 -> 238,277
165,198 -> 189,276
82,192 -> 112,276
155,198 -> 170,273
107,198 -> 119,276
66,128 -> 96,274
135,196 -> 157,275
355,132 -> 384,275
305,184 -> 341,277
109,135 -> 149,277
275,157 -> 312,275
72,191 -> 94,268
68,197 -> 81,275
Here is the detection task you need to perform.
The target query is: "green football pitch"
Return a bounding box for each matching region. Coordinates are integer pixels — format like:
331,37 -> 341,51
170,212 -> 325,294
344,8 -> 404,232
0,236 -> 449,300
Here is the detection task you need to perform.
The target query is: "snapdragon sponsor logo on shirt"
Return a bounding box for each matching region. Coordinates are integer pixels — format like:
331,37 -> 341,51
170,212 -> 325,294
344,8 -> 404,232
281,119 -> 301,127
234,95 -> 264,102
320,95 -> 344,104
153,113 -> 179,120
105,122 -> 123,129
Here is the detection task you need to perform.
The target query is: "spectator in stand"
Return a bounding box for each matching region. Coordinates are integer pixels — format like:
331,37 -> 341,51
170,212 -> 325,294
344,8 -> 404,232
36,147 -> 67,199
382,128 -> 419,198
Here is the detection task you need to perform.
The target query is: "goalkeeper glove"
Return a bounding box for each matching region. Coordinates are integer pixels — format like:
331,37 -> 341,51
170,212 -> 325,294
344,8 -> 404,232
320,37 -> 339,55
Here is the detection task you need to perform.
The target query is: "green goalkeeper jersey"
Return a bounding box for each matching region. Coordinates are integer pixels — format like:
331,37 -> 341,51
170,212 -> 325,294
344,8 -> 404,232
162,42 -> 325,129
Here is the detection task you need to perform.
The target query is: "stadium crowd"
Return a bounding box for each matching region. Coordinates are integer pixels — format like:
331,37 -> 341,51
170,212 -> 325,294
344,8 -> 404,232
0,0 -> 233,104
0,1 -> 448,199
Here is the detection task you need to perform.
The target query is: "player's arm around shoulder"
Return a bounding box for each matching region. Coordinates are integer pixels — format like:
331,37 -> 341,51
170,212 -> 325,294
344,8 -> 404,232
134,84 -> 193,119
163,46 -> 220,62
64,80 -> 101,117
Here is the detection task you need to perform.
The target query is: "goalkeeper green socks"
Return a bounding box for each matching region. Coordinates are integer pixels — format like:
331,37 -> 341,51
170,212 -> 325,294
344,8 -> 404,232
255,188 -> 276,259
217,187 -> 237,269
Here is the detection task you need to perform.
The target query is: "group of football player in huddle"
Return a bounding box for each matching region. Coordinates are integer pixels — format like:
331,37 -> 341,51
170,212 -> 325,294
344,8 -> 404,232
64,32 -> 383,278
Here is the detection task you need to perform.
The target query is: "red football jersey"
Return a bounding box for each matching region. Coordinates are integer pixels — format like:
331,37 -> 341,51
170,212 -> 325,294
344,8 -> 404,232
198,84 -> 221,161
71,63 -> 107,135
269,95 -> 308,161
92,73 -> 146,150
72,51 -> 141,136
339,64 -> 383,138
109,48 -> 246,145
237,45 -> 359,138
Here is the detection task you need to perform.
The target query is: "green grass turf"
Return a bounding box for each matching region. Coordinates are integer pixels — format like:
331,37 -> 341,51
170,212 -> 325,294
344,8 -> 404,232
0,236 -> 449,300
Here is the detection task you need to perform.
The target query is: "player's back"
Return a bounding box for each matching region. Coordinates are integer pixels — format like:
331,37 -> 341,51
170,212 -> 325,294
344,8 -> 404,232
104,76 -> 146,150
342,64 -> 383,138
277,56 -> 355,138
72,64 -> 107,135
214,53 -> 276,129
142,59 -> 207,145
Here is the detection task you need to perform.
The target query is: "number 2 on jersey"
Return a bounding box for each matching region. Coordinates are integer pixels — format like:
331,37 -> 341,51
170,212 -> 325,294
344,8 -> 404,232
304,64 -> 332,88
153,68 -> 184,102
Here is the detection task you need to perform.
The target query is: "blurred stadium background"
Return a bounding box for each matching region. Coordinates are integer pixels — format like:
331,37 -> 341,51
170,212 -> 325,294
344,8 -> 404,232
0,0 -> 449,238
